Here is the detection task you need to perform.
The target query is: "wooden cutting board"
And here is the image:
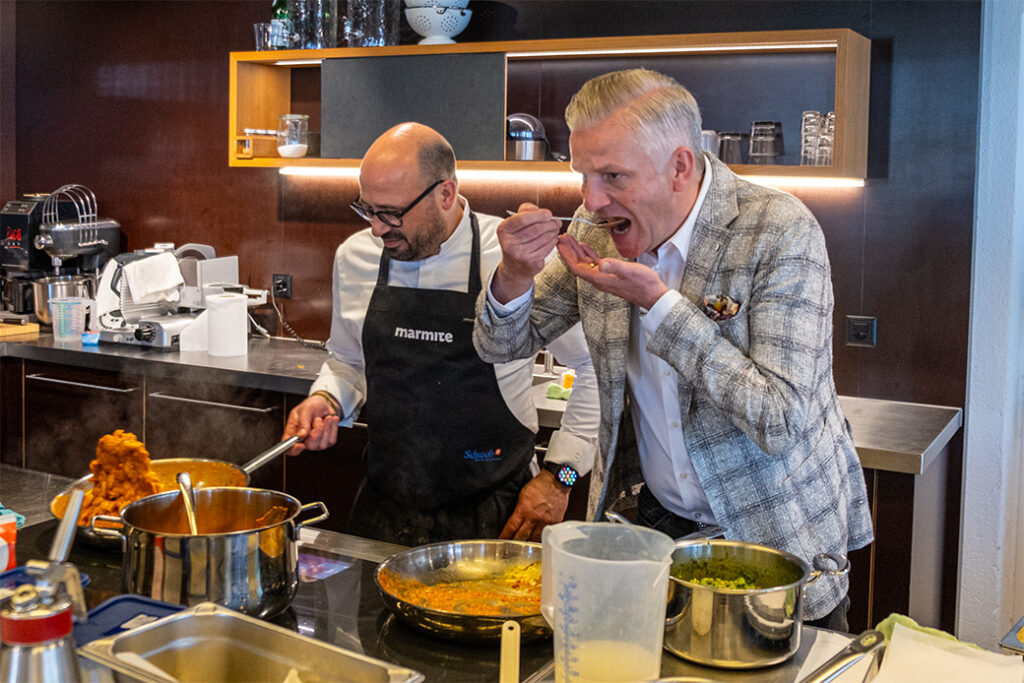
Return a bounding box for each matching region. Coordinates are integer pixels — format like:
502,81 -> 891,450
0,322 -> 40,340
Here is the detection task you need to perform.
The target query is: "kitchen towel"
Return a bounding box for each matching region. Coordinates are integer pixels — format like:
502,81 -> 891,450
206,293 -> 247,357
872,622 -> 1024,683
123,252 -> 184,304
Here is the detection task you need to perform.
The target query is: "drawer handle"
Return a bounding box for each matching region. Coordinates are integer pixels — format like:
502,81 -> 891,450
25,373 -> 138,394
148,391 -> 277,413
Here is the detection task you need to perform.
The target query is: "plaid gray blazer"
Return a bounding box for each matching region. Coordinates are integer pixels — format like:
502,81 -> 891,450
475,155 -> 873,619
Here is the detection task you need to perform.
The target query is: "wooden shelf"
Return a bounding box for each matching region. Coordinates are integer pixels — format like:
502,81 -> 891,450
229,29 -> 870,178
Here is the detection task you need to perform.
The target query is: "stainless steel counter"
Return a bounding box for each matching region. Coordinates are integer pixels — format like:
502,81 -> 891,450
2,334 -> 963,475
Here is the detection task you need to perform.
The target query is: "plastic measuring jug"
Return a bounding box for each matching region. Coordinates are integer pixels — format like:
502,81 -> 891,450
541,521 -> 674,683
48,297 -> 92,343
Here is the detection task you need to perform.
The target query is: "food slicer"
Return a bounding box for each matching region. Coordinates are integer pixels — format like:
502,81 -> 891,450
95,243 -> 267,350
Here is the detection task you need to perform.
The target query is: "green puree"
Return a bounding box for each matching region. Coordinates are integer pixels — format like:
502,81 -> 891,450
671,558 -> 800,590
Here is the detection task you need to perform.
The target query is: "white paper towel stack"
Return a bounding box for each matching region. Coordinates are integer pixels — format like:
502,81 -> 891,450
206,293 -> 248,357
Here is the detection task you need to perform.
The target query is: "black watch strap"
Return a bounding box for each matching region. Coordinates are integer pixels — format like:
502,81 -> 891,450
543,461 -> 580,488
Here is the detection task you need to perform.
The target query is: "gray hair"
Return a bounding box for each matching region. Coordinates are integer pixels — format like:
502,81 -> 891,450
565,69 -> 704,173
417,136 -> 457,184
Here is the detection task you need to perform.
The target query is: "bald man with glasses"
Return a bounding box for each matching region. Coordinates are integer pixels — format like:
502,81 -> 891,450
282,123 -> 599,546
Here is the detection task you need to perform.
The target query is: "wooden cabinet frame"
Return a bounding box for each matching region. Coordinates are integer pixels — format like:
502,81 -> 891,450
229,29 -> 870,178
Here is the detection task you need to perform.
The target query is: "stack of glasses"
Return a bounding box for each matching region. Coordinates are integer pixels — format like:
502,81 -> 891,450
801,110 -> 836,166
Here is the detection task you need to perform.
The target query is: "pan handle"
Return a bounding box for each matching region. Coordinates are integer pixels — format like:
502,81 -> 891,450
90,515 -> 125,539
294,501 -> 329,530
242,435 -> 302,475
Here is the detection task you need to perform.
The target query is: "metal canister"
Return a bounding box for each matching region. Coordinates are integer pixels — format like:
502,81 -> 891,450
1,584 -> 81,683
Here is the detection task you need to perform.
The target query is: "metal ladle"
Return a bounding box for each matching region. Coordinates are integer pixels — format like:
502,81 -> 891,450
176,471 -> 199,535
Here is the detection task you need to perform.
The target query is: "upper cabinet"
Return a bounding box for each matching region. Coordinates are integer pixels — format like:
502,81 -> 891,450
229,29 -> 870,178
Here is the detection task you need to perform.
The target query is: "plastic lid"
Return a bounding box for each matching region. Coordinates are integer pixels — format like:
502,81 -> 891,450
507,113 -> 546,140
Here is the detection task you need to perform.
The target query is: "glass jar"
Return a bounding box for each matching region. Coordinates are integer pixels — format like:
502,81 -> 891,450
277,114 -> 309,158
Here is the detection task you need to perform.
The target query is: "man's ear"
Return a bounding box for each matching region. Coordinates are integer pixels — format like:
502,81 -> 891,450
439,178 -> 459,210
669,146 -> 697,192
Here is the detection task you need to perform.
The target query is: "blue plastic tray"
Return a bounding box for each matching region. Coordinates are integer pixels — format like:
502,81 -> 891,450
0,566 -> 90,590
73,594 -> 184,647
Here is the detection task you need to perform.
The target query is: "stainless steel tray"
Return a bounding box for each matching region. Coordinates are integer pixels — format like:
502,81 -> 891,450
78,601 -> 424,683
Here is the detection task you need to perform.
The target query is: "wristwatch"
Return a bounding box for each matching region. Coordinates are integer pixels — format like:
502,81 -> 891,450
543,461 -> 580,488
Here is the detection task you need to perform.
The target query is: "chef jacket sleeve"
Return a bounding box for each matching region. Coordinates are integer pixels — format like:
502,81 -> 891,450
308,241 -> 371,427
541,323 -> 599,476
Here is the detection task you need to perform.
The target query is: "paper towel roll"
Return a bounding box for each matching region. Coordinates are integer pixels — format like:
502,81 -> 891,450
206,293 -> 248,357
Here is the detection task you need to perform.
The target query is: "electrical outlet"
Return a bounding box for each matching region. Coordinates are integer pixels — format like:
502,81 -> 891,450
272,274 -> 292,299
845,315 -> 877,347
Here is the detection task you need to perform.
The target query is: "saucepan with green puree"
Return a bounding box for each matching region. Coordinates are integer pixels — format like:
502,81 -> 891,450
664,539 -> 849,669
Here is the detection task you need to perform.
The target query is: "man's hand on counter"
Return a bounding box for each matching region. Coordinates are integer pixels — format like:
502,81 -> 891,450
499,471 -> 571,542
283,395 -> 341,455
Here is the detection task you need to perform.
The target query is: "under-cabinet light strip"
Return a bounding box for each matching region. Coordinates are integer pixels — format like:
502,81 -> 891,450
269,42 -> 839,66
279,166 -> 863,188
507,42 -> 838,58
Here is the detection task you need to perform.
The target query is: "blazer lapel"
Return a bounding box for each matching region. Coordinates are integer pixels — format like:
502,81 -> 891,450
677,156 -> 740,416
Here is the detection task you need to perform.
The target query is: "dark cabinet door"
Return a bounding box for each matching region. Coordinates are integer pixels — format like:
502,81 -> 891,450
23,360 -> 143,477
143,377 -> 285,491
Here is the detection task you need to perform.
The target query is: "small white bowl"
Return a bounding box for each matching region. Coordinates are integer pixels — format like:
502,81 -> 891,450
404,7 -> 472,45
404,0 -> 470,8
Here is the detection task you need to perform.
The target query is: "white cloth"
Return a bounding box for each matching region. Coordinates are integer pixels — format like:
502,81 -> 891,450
872,623 -> 1024,683
122,252 -> 183,304
631,156 -> 715,523
310,197 -> 600,473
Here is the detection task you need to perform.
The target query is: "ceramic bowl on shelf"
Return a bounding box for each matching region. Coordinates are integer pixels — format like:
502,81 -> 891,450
404,7 -> 472,44
404,0 -> 470,8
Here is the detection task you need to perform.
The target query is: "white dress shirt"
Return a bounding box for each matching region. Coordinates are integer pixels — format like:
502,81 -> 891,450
632,157 -> 715,523
310,198 -> 599,473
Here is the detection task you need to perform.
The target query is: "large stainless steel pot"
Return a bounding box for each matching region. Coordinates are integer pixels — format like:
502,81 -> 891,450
91,486 -> 328,619
32,274 -> 94,324
664,539 -> 849,669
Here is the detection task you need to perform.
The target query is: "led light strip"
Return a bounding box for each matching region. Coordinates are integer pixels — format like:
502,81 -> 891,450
507,42 -> 838,59
279,166 -> 863,188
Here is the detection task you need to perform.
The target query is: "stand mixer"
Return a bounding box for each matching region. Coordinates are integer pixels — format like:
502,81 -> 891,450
0,184 -> 120,324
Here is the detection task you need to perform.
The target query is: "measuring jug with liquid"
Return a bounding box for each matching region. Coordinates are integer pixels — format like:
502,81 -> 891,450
541,521 -> 674,683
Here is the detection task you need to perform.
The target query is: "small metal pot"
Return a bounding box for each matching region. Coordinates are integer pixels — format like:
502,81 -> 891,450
92,487 -> 328,619
664,539 -> 848,669
32,274 -> 93,324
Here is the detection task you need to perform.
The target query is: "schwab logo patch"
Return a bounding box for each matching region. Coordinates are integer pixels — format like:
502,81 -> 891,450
464,448 -> 502,463
394,326 -> 454,343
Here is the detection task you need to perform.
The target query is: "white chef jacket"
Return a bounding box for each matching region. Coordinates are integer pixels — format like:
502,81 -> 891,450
310,197 -> 599,473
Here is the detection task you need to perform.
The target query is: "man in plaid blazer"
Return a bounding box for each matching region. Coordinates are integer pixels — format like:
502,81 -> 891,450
474,69 -> 873,628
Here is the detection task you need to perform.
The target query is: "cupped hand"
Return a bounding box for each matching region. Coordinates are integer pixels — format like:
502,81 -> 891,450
498,471 -> 571,541
557,234 -> 669,309
282,395 -> 341,455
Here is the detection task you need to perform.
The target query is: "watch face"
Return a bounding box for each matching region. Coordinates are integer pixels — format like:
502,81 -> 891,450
555,464 -> 578,487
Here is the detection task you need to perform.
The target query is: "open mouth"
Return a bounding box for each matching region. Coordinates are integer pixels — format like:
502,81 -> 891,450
597,218 -> 630,234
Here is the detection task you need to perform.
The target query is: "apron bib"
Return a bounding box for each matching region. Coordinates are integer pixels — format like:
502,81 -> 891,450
355,213 -> 535,534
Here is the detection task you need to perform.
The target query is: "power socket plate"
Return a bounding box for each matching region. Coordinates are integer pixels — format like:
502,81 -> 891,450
845,315 -> 877,347
273,274 -> 292,299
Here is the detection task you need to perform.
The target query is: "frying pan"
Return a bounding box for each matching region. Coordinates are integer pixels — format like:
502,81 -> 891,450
374,539 -> 548,643
50,435 -> 300,548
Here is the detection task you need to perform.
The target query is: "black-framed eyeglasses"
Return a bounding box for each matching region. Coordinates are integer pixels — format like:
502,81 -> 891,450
350,179 -> 444,228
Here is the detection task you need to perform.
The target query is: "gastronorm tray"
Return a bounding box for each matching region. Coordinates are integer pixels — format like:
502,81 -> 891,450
78,601 -> 424,683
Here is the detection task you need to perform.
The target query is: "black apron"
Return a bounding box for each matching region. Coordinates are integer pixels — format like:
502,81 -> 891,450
349,213 -> 536,545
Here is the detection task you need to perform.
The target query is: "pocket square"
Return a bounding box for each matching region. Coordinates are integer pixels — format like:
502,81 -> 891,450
702,294 -> 741,322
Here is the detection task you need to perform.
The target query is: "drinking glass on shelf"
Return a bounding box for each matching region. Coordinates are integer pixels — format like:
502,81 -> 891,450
800,110 -> 822,166
718,132 -> 747,164
816,111 -> 836,166
748,121 -> 783,165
